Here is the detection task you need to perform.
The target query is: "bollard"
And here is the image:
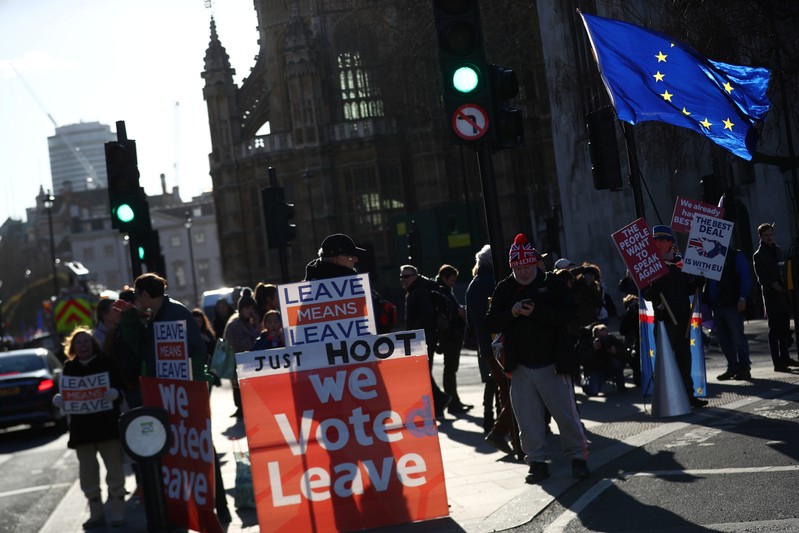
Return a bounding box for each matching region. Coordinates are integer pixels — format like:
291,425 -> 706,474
119,407 -> 172,532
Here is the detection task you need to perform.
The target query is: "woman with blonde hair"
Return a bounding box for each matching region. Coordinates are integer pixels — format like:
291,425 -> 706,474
52,327 -> 127,528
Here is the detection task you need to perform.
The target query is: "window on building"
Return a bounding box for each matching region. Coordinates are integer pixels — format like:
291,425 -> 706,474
170,235 -> 181,247
197,260 -> 210,286
83,247 -> 95,261
338,51 -> 384,121
195,231 -> 205,245
340,164 -> 403,235
103,245 -> 114,257
173,263 -> 187,288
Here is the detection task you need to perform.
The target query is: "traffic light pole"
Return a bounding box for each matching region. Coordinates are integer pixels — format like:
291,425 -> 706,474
268,167 -> 290,283
476,144 -> 507,280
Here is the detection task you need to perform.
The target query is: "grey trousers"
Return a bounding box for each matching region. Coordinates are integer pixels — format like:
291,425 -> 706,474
510,364 -> 588,464
76,438 -> 126,501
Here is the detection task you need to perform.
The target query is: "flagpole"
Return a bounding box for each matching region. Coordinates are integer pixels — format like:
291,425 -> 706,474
622,123 -> 646,220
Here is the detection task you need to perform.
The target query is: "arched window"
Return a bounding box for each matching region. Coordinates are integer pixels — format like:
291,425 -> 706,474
337,51 -> 384,121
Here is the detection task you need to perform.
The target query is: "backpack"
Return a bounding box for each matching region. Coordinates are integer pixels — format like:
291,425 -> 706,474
422,278 -> 453,333
372,290 -> 397,334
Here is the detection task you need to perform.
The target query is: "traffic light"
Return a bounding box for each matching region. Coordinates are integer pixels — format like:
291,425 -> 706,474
433,0 -> 492,145
261,186 -> 296,248
586,106 -> 623,190
132,230 -> 164,275
105,140 -> 151,232
489,64 -> 524,149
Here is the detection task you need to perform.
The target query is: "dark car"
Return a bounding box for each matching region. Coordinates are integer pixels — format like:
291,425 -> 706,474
0,348 -> 67,431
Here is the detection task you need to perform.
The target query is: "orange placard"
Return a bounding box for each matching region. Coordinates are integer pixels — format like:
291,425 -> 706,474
141,378 -> 221,533
239,331 -> 448,532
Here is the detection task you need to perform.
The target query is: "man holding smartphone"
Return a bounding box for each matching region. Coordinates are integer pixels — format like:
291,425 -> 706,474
485,234 -> 589,484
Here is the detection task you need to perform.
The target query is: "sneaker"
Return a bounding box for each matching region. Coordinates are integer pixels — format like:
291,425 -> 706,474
571,459 -> 590,479
526,462 -> 550,484
774,365 -> 791,372
717,369 -> 737,381
690,397 -> 709,408
733,369 -> 751,380
786,358 -> 799,367
485,431 -> 513,455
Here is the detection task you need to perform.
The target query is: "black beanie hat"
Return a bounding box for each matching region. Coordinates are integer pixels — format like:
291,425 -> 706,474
237,288 -> 256,311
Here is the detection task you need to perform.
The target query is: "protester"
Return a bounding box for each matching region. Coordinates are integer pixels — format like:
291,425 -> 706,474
52,327 -> 128,528
401,264 -> 453,418
91,298 -> 116,346
252,309 -> 285,350
708,247 -> 753,380
212,298 -> 236,341
436,264 -> 472,415
117,273 -> 232,523
485,234 -> 589,483
642,225 -> 708,408
224,288 -> 259,418
303,233 -> 364,281
582,324 -> 627,396
753,223 -> 799,372
465,245 -> 508,437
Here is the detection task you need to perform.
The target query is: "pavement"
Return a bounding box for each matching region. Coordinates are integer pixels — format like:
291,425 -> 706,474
41,318 -> 799,532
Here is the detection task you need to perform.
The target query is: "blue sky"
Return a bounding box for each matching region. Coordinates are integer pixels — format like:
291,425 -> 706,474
0,0 -> 257,223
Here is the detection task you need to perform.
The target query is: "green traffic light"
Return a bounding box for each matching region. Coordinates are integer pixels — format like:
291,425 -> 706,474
116,203 -> 135,223
452,65 -> 479,94
138,245 -> 145,260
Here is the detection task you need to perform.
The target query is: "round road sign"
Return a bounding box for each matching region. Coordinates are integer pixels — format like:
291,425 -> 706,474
451,104 -> 489,141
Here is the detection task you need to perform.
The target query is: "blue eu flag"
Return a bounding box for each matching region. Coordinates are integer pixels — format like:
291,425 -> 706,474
580,12 -> 771,160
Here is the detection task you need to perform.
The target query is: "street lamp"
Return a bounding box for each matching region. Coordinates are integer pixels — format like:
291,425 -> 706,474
302,171 -> 318,246
184,212 -> 198,307
43,190 -> 59,298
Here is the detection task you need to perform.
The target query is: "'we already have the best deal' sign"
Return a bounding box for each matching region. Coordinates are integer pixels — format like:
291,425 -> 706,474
237,329 -> 449,533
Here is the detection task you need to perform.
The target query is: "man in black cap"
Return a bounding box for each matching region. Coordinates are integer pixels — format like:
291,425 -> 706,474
304,233 -> 366,281
643,225 -> 707,408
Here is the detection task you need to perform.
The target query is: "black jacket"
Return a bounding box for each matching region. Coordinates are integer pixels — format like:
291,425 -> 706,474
303,258 -> 357,281
753,241 -> 789,315
485,269 -> 575,373
405,275 -> 438,348
63,353 -> 127,449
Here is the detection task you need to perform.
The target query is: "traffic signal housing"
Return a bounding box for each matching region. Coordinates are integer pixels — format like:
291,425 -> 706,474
586,106 -> 623,190
105,140 -> 151,232
490,64 -> 524,149
433,0 -> 492,145
261,186 -> 296,248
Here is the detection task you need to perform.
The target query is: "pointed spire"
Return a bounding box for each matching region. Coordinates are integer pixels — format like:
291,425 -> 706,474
203,16 -> 235,77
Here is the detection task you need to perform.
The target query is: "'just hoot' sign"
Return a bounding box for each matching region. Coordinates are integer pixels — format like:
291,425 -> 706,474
681,214 -> 734,281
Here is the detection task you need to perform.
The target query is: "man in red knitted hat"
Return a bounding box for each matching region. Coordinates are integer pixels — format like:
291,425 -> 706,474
485,234 -> 589,483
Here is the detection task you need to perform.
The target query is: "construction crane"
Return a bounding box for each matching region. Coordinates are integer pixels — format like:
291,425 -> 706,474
12,64 -> 99,189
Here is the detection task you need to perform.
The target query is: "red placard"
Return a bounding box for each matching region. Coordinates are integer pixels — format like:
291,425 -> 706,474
612,218 -> 668,290
141,378 -> 221,533
240,333 -> 448,533
670,196 -> 724,234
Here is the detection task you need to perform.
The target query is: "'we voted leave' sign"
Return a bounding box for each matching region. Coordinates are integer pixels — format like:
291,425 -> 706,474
239,331 -> 448,532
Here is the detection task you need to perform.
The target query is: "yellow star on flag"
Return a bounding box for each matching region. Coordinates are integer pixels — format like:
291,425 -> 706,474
690,338 -> 696,346
653,71 -> 665,82
682,107 -> 691,116
661,90 -> 673,102
723,82 -> 734,93
700,118 -> 712,129
723,118 -> 734,130
656,51 -> 667,62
